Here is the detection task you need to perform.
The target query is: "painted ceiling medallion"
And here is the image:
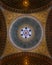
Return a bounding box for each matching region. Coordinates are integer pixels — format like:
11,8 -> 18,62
0,9 -> 7,57
9,16 -> 43,50
20,27 -> 32,39
18,24 -> 34,42
0,0 -> 51,13
0,52 -> 52,65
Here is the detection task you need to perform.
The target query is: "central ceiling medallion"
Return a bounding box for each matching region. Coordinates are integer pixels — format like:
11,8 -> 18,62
20,27 -> 32,39
9,16 -> 43,50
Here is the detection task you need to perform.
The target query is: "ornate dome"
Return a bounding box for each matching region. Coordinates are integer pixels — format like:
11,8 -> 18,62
0,52 -> 52,65
0,9 -> 7,57
0,0 -> 51,13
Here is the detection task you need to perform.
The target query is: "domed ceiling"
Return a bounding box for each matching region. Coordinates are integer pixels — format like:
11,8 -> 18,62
0,52 -> 52,65
46,9 -> 52,57
0,0 -> 51,13
0,0 -> 52,64
0,9 -> 7,57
